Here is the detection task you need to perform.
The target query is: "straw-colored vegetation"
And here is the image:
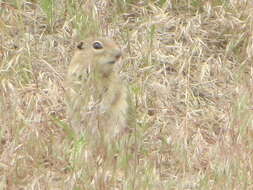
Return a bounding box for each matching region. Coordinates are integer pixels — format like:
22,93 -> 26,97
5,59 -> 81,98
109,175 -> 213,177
1,0 -> 253,189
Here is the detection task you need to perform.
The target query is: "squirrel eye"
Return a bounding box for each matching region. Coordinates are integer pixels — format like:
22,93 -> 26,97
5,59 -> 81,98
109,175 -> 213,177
92,41 -> 103,49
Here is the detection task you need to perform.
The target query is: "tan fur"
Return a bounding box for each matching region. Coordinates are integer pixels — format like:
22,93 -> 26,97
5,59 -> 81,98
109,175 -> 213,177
65,38 -> 131,138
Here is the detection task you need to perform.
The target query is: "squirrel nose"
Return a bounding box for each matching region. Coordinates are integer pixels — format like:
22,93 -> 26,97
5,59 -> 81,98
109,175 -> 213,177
115,51 -> 122,60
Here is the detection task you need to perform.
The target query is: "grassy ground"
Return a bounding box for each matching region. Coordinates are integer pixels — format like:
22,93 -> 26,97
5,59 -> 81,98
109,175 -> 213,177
1,0 -> 253,189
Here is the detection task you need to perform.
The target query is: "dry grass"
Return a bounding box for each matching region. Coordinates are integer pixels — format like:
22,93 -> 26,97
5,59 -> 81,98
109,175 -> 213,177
1,0 -> 253,189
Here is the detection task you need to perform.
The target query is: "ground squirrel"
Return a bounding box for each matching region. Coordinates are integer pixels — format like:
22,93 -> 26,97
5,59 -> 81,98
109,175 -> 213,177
66,38 -> 133,138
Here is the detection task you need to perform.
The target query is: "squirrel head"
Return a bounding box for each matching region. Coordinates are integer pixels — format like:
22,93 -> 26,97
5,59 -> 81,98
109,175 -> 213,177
76,38 -> 122,77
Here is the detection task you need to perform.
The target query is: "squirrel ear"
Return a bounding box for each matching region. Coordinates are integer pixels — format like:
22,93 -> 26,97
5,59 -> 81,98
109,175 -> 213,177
77,41 -> 85,50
